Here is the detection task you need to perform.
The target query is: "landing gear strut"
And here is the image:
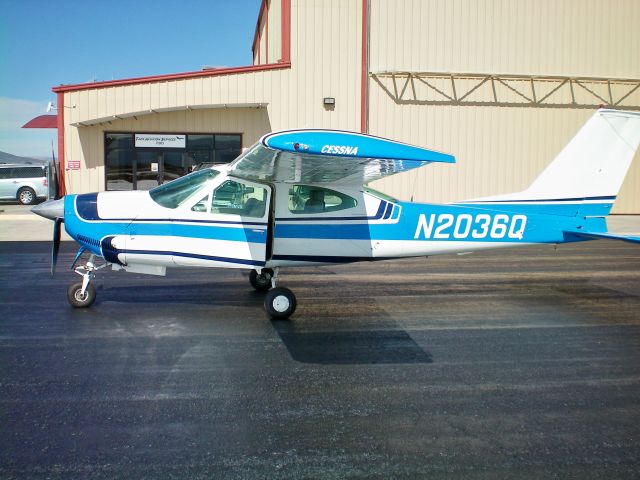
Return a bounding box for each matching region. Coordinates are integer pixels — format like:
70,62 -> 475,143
67,254 -> 107,308
249,268 -> 274,291
251,267 -> 297,319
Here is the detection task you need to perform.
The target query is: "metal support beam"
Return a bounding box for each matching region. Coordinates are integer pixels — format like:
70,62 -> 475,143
371,71 -> 640,109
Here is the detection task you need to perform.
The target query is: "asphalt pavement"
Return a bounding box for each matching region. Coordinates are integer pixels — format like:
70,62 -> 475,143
1,239 -> 640,479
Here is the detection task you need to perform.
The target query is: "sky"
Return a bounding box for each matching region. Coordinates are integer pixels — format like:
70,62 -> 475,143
0,0 -> 262,158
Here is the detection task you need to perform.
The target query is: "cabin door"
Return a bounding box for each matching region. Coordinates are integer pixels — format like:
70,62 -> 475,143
173,178 -> 272,268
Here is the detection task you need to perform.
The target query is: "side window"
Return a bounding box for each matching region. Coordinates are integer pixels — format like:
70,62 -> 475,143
211,180 -> 268,218
191,194 -> 209,213
11,167 -> 44,178
288,185 -> 357,214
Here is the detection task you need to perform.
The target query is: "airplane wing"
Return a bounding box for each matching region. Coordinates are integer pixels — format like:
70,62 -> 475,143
228,129 -> 455,185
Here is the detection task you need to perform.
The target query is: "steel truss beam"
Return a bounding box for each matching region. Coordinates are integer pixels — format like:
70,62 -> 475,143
371,71 -> 640,109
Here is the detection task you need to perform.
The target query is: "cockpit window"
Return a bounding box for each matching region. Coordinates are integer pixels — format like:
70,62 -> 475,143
211,180 -> 268,218
288,185 -> 357,214
150,169 -> 219,208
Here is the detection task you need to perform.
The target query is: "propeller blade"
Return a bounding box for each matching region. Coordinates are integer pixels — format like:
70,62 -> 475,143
51,217 -> 62,277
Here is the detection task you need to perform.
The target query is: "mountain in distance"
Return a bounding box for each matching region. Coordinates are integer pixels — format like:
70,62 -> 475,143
0,151 -> 49,165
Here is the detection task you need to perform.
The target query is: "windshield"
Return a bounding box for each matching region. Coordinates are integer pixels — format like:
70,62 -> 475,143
149,168 -> 219,208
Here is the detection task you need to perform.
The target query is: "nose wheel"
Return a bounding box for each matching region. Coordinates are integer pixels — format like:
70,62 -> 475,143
67,253 -> 108,308
67,282 -> 96,308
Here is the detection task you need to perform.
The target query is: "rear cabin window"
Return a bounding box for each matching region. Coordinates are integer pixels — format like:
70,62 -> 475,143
288,185 -> 357,214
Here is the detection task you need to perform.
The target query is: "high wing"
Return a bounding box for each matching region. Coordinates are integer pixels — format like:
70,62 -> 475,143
228,129 -> 455,185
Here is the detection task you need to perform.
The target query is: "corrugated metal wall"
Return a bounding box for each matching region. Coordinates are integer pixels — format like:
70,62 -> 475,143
267,0 -> 282,63
368,0 -> 640,213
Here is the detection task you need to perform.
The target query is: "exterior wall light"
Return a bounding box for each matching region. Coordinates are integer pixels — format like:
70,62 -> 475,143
323,97 -> 336,106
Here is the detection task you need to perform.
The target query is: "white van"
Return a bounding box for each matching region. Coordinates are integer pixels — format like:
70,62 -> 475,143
0,164 -> 49,205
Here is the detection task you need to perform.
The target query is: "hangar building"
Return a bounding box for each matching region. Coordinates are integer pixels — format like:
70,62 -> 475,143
48,0 -> 640,212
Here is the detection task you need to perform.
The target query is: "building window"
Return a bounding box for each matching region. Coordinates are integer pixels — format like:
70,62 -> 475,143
105,133 -> 242,191
105,134 -> 134,191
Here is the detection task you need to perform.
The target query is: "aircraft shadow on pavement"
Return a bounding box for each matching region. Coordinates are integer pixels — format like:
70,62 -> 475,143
101,283 -> 265,306
271,321 -> 432,365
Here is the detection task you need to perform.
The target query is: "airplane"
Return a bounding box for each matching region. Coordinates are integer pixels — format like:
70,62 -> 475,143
32,109 -> 640,319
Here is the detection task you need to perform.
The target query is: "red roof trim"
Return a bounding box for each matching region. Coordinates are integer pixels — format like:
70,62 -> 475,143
265,1 -> 269,64
252,0 -> 268,57
52,62 -> 291,93
22,115 -> 58,129
281,0 -> 291,63
54,0 -> 292,93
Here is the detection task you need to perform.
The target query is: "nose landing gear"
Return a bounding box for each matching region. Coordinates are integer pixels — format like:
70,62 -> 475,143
67,254 -> 108,308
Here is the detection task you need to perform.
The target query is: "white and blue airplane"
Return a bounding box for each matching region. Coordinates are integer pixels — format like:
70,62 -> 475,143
33,109 -> 640,319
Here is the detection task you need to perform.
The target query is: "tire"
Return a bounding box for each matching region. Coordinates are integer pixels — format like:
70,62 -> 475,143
249,268 -> 273,291
17,187 -> 36,205
264,287 -> 297,319
67,282 -> 96,308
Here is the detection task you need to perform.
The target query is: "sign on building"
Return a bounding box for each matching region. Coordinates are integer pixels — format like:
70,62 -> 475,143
135,134 -> 186,148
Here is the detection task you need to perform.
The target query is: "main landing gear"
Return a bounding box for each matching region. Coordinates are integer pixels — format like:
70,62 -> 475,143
250,267 -> 297,320
67,254 -> 108,308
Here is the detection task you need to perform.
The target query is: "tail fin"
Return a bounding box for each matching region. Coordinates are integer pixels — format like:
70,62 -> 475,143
469,109 -> 640,216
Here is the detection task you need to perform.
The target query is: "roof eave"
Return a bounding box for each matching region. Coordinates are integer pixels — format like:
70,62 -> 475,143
52,62 -> 291,94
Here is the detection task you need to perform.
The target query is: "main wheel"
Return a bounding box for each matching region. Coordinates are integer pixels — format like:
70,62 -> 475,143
67,282 -> 96,308
264,287 -> 297,319
250,268 -> 274,291
17,187 -> 36,205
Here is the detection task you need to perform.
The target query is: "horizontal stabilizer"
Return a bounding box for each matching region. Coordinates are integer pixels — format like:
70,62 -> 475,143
564,230 -> 640,244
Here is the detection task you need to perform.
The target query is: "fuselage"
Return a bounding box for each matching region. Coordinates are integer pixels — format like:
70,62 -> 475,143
61,168 -> 609,271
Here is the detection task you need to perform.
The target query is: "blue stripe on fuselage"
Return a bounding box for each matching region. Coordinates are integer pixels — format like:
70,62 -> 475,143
454,201 -> 613,217
274,200 -> 608,244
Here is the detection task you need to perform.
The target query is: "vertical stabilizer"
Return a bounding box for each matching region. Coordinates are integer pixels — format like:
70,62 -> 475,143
469,110 -> 640,215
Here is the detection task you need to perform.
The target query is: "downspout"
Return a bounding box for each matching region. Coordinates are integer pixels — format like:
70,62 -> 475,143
56,92 -> 66,197
360,0 -> 370,133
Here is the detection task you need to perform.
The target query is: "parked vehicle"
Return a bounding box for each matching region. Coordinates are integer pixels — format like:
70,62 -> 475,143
0,164 -> 49,205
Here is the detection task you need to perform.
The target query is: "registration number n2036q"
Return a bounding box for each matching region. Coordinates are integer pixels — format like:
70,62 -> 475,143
413,213 -> 527,240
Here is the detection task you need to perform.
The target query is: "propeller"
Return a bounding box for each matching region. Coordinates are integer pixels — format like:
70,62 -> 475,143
32,198 -> 65,277
51,217 -> 63,277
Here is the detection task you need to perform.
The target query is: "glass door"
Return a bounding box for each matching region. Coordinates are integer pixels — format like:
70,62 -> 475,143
135,151 -> 161,190
162,152 -> 186,183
